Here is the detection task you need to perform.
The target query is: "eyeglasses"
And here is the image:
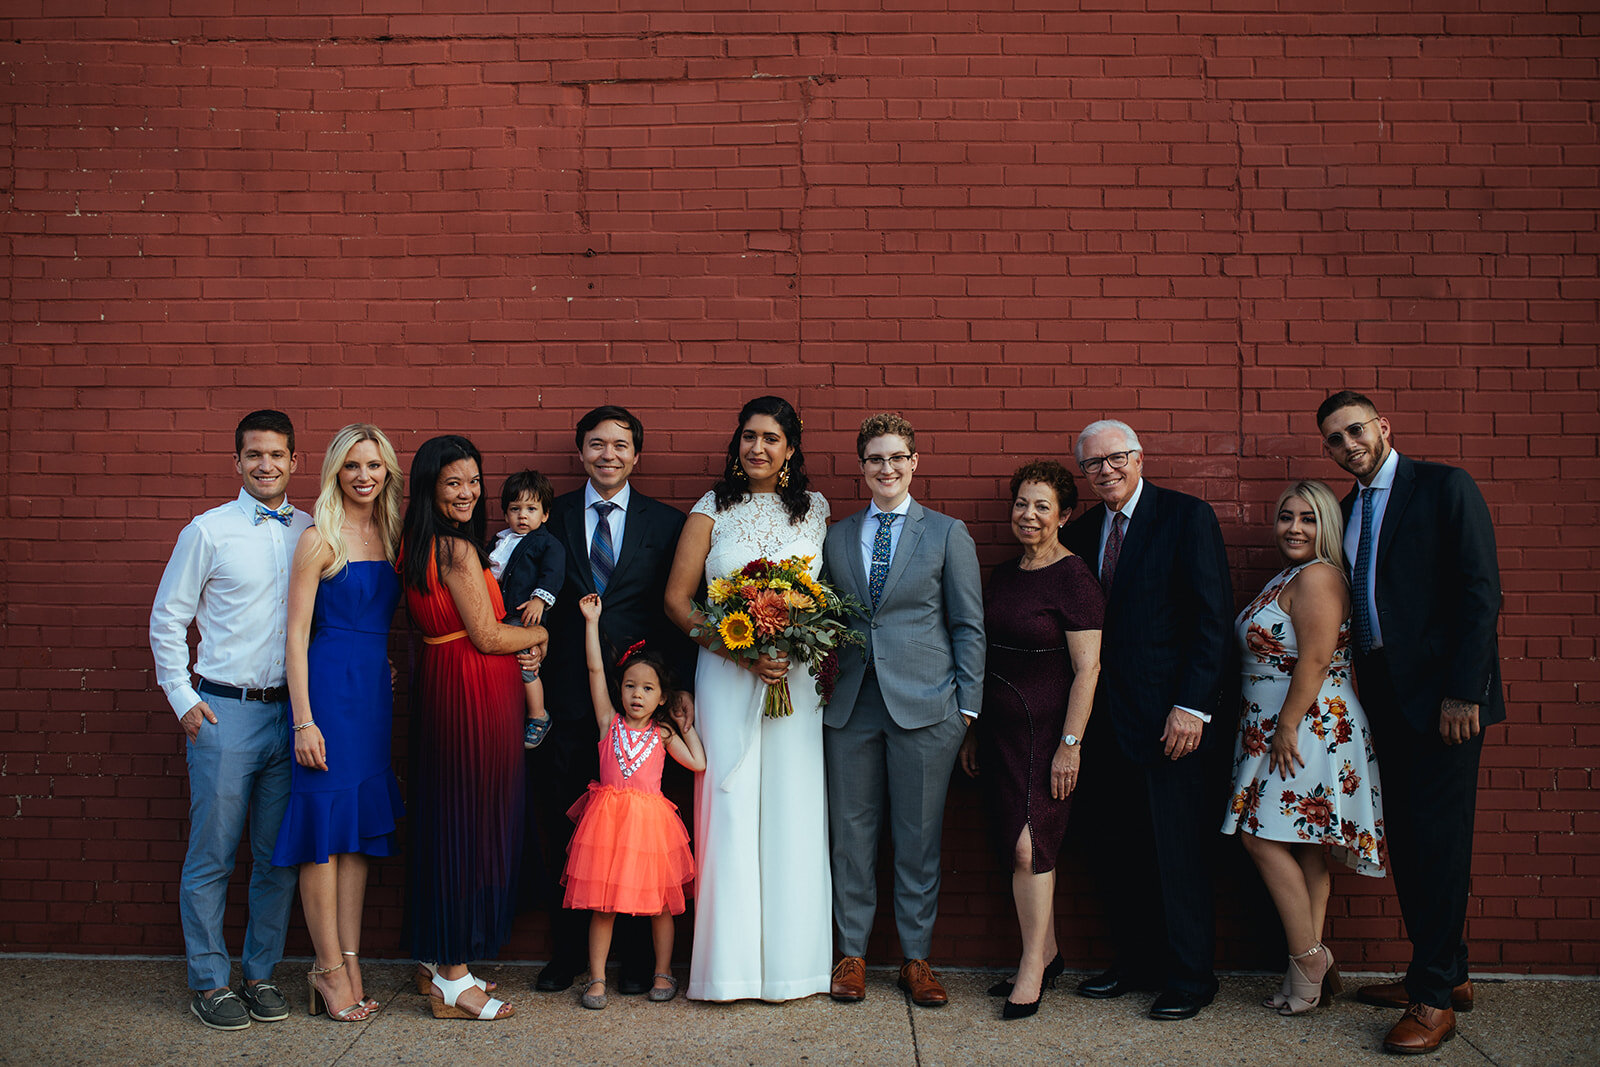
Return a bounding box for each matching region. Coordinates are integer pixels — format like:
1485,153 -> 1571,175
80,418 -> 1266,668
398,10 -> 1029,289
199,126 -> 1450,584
1323,417 -> 1381,450
1078,450 -> 1138,475
861,453 -> 914,471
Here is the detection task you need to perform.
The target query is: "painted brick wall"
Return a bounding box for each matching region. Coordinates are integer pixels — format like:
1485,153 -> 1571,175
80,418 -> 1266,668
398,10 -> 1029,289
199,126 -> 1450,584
2,1 -> 1596,973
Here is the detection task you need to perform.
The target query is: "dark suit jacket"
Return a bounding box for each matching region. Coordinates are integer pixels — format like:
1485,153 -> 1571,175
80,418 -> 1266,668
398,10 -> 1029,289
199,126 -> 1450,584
542,487 -> 692,758
1342,454 -> 1505,733
1063,482 -> 1233,766
496,526 -> 565,615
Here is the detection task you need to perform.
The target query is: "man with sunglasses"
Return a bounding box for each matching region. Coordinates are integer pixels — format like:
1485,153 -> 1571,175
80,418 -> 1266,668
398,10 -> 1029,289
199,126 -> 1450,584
1062,419 -> 1233,1021
1316,390 -> 1503,1054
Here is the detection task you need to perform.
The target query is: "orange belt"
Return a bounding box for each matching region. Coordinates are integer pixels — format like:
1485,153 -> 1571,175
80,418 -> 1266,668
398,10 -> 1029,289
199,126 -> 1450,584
422,629 -> 468,645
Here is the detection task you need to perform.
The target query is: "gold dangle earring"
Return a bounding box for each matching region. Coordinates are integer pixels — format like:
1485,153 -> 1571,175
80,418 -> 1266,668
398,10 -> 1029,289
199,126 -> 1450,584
778,459 -> 791,489
730,456 -> 747,483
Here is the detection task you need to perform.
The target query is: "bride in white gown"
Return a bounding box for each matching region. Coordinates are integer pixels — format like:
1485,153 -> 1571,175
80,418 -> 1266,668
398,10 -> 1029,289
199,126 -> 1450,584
665,396 -> 833,1001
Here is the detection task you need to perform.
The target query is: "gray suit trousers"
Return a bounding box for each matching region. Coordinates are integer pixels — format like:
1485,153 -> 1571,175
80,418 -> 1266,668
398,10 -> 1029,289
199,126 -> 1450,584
824,671 -> 967,960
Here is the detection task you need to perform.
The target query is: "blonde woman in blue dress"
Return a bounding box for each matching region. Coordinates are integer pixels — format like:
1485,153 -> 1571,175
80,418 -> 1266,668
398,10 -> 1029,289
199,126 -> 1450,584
1221,480 -> 1386,1015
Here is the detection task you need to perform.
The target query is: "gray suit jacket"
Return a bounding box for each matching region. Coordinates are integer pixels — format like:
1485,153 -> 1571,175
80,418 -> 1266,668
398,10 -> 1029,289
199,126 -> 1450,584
821,498 -> 985,730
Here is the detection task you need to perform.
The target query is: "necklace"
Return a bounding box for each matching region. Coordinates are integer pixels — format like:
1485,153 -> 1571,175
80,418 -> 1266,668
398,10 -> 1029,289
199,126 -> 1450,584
1019,546 -> 1068,570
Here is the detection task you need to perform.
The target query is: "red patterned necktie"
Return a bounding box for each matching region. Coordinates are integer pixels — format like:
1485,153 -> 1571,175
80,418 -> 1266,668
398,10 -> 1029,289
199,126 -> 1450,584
1101,511 -> 1126,590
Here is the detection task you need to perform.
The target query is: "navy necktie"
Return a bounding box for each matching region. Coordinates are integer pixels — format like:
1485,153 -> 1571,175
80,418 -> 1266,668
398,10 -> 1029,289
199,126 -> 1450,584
869,512 -> 897,610
590,501 -> 618,594
1352,487 -> 1378,653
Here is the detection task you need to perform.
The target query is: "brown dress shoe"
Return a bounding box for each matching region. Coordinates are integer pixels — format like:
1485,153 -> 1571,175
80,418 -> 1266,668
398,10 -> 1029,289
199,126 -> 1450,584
1383,1003 -> 1457,1054
830,957 -> 866,1003
897,959 -> 948,1007
1358,979 -> 1474,1012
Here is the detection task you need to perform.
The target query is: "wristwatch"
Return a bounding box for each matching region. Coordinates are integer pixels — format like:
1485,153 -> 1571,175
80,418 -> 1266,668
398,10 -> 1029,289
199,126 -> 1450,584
1060,733 -> 1080,747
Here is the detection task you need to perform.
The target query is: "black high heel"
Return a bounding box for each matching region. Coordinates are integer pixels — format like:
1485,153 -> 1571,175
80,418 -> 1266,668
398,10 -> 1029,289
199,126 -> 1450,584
987,953 -> 1065,997
1002,995 -> 1041,1019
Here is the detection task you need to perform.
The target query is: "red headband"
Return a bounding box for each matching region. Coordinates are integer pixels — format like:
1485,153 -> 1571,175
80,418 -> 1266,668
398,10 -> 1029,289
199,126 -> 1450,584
617,640 -> 647,668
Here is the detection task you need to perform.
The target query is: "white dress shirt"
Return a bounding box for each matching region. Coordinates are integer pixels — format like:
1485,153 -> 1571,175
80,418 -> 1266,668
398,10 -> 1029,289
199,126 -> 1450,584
1096,478 -> 1207,724
149,489 -> 312,718
1344,447 -> 1400,651
583,481 -> 632,558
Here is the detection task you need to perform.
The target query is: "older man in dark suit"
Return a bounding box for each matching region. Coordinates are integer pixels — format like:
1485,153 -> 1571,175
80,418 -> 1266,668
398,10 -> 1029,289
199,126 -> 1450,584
1063,419 -> 1233,1021
1316,390 -> 1504,1055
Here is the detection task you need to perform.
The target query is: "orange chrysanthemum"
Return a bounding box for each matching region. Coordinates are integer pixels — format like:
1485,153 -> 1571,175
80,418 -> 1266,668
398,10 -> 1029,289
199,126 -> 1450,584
749,589 -> 790,637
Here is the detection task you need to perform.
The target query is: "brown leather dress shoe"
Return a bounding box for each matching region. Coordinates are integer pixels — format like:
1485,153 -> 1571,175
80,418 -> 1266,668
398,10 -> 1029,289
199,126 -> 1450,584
1382,1003 -> 1457,1054
1358,979 -> 1474,1012
897,959 -> 948,1007
830,957 -> 866,1003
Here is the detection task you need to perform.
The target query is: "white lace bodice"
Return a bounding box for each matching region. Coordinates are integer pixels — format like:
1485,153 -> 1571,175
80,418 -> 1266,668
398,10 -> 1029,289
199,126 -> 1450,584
693,490 -> 830,584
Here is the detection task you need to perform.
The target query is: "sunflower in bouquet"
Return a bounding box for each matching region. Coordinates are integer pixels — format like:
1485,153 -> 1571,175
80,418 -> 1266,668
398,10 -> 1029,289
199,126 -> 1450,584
692,554 -> 867,717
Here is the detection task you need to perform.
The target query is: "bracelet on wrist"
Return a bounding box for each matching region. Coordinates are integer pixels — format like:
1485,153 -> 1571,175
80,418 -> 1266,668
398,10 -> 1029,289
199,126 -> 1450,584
293,720 -> 316,732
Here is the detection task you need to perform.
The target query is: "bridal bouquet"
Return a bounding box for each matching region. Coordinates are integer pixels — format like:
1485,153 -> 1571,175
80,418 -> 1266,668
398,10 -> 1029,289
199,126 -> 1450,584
691,554 -> 866,717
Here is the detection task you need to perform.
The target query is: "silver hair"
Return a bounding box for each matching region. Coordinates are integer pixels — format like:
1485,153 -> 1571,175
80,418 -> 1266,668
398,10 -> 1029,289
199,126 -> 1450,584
1074,419 -> 1143,463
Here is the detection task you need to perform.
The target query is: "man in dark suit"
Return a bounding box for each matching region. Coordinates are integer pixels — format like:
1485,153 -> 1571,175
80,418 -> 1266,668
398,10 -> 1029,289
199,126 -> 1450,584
1316,390 -> 1504,1054
530,405 -> 692,995
1063,418 -> 1233,1021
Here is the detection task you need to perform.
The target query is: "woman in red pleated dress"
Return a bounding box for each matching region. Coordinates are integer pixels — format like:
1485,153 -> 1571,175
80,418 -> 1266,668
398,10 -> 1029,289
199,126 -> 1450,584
400,435 -> 548,1022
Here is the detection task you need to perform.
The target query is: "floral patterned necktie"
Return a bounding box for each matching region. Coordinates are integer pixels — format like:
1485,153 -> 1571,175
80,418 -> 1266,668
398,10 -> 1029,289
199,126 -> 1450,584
869,512 -> 897,610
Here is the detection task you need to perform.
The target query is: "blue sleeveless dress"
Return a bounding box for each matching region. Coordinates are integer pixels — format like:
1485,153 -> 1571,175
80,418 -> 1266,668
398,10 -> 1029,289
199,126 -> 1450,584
272,560 -> 406,865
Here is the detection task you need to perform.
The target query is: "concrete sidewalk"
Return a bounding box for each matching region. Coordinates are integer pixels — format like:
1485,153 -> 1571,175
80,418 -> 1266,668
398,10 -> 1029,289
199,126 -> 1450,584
1,957 -> 1593,1066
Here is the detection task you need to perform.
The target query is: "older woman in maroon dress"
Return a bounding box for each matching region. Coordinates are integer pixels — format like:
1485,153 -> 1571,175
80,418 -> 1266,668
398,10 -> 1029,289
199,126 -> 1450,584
959,459 -> 1104,1020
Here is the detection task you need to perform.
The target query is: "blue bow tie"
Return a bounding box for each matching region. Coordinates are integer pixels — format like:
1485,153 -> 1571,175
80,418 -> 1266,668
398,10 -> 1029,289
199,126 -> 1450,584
253,503 -> 295,527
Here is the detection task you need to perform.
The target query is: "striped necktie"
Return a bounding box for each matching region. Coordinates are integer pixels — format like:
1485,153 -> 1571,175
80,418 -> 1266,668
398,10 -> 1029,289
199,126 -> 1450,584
590,501 -> 618,594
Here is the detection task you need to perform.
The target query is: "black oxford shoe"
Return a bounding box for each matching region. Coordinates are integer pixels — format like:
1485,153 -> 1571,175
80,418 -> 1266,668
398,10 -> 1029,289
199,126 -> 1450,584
1076,969 -> 1153,1000
1148,987 -> 1216,1021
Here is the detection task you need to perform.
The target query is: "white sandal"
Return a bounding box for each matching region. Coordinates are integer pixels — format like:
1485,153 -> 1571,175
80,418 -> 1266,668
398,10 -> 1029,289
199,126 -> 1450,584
414,961 -> 493,996
429,969 -> 513,1021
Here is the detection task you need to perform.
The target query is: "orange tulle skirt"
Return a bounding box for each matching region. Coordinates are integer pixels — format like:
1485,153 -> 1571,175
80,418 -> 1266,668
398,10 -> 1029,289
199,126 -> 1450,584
563,783 -> 695,916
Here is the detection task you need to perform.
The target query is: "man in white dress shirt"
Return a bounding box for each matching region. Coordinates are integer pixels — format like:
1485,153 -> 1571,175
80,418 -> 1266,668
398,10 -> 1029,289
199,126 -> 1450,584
150,410 -> 311,1031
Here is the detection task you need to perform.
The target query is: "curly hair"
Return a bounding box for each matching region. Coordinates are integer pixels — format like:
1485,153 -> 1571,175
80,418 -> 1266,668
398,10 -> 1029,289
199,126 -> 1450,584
711,396 -> 812,524
855,412 -> 917,459
1009,458 -> 1080,514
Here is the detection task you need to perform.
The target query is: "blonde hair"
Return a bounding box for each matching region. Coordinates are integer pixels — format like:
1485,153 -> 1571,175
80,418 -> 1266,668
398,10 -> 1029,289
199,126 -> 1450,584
1275,480 -> 1347,577
314,423 -> 404,579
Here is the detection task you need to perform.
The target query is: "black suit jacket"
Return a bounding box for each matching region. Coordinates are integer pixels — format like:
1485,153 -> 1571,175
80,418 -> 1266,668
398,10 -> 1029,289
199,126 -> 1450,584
1342,454 -> 1504,733
1063,482 -> 1234,766
542,487 -> 693,753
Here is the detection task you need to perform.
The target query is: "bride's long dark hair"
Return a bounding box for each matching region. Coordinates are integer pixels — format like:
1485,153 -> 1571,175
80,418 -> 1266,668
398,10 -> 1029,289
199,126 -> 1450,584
710,395 -> 812,524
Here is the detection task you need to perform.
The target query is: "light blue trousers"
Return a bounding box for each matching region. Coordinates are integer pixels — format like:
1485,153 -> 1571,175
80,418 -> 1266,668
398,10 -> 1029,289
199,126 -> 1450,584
179,691 -> 296,991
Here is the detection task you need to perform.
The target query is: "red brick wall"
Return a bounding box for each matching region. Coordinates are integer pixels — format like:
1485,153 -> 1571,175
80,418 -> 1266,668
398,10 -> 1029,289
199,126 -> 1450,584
2,2 -> 1596,973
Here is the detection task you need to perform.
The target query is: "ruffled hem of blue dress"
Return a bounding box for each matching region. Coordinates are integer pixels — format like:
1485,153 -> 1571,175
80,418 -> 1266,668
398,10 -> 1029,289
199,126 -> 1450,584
271,769 -> 405,866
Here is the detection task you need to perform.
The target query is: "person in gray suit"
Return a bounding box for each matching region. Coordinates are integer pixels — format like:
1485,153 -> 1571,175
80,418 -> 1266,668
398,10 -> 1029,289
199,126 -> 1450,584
821,413 -> 986,1008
